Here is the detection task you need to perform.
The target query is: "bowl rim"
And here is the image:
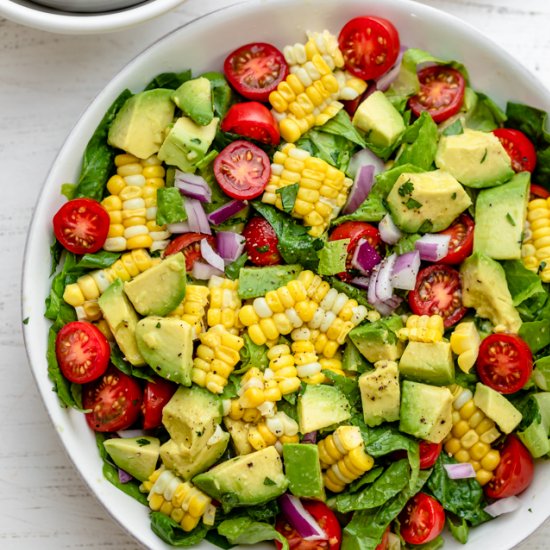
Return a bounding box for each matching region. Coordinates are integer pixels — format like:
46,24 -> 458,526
0,0 -> 186,34
21,0 -> 550,548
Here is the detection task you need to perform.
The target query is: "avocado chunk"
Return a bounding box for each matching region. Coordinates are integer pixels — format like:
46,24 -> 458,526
135,316 -> 193,385
158,116 -> 218,173
519,393 -> 550,457
107,89 -> 175,159
348,315 -> 404,364
386,170 -> 472,233
297,384 -> 351,433
359,360 -> 400,427
172,77 -> 214,126
435,128 -> 514,188
352,90 -> 405,148
398,341 -> 455,386
193,446 -> 288,509
460,252 -> 522,333
223,417 -> 254,455
98,279 -> 144,366
283,443 -> 325,500
399,381 -> 454,444
473,383 -> 522,434
473,172 -> 530,260
124,252 -> 186,317
103,436 -> 160,482
238,265 -> 303,299
161,386 -> 228,480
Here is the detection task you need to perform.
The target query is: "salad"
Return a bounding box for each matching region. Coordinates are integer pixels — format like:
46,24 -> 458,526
44,12 -> 550,550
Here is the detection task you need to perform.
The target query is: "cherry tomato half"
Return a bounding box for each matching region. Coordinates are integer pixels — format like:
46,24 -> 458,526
83,367 -> 143,432
329,221 -> 382,281
243,217 -> 281,266
493,128 -> 537,173
163,233 -> 216,271
55,321 -> 110,384
408,264 -> 467,328
476,333 -> 533,394
409,66 -> 465,124
338,16 -> 400,81
530,184 -> 550,199
438,214 -> 474,265
419,441 -> 443,469
275,500 -> 342,550
399,492 -> 445,545
141,378 -> 178,430
53,198 -> 110,255
224,42 -> 288,102
221,102 -> 280,145
485,435 -> 534,499
214,140 -> 271,200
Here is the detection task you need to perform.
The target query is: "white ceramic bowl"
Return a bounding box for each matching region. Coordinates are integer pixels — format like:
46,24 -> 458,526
0,0 -> 185,34
22,0 -> 550,548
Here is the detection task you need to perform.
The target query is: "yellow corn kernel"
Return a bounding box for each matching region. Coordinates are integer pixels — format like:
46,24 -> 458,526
476,470 -> 494,487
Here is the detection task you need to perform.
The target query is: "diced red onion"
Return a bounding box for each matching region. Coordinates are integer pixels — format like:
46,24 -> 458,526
378,214 -> 403,245
443,462 -> 477,480
200,238 -> 225,271
391,251 -> 420,291
375,254 -> 397,302
279,494 -> 328,541
368,265 -> 380,305
118,468 -> 133,484
174,170 -> 212,202
216,232 -> 246,263
167,221 -> 190,233
170,197 -> 211,235
207,200 -> 248,226
375,47 -> 406,91
192,261 -> 224,280
350,276 -> 370,290
415,234 -> 451,262
343,164 -> 375,214
301,432 -> 317,444
116,429 -> 146,438
347,148 -> 386,180
351,238 -> 382,274
372,295 -> 403,316
484,496 -> 522,517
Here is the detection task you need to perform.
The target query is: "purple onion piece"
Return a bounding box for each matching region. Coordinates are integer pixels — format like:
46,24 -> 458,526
415,234 -> 451,262
351,238 -> 382,274
375,48 -> 406,91
207,200 -> 248,226
167,221 -> 191,234
216,231 -> 246,263
279,494 -> 328,541
200,238 -> 225,271
118,468 -> 133,484
484,496 -> 522,518
347,148 -> 386,180
301,431 -> 318,444
350,276 -> 370,290
343,164 -> 376,214
192,261 -> 224,280
367,265 -> 380,305
391,251 -> 420,291
375,254 -> 397,302
378,213 -> 402,245
443,462 -> 477,480
174,170 -> 212,202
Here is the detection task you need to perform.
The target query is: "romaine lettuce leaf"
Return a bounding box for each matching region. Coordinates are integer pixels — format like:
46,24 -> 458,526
394,112 -> 439,170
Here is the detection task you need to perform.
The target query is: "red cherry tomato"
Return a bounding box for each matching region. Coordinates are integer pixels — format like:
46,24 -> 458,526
53,198 -> 110,255
476,334 -> 533,394
399,492 -> 445,545
141,378 -> 178,430
275,500 -> 342,550
408,264 -> 467,328
329,221 -> 382,281
224,42 -> 288,102
419,441 -> 443,469
243,217 -> 281,266
438,214 -> 475,265
492,128 -> 537,173
83,367 -> 142,432
221,102 -> 280,145
214,140 -> 271,200
55,321 -> 110,384
408,66 -> 465,123
338,16 -> 400,80
530,184 -> 550,199
163,233 -> 216,271
485,435 -> 534,499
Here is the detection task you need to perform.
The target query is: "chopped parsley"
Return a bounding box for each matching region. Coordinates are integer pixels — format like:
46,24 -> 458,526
506,212 -> 516,226
156,322 -> 161,328
137,438 -> 151,446
263,477 -> 276,486
538,261 -> 547,274
256,245 -> 270,253
480,148 -> 488,163
405,198 -> 422,210
23,317 -> 29,325
451,192 -> 457,200
398,180 -> 414,197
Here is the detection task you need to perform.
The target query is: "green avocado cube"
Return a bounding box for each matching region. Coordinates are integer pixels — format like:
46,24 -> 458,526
238,265 -> 302,299
172,77 -> 214,126
348,316 -> 404,364
103,436 -> 160,482
359,361 -> 400,427
398,341 -> 455,386
474,383 -> 522,434
399,381 -> 454,444
297,384 -> 350,433
473,172 -> 530,260
283,443 -> 325,500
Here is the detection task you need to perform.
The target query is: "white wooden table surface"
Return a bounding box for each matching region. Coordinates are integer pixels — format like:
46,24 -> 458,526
2,0 -> 550,548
